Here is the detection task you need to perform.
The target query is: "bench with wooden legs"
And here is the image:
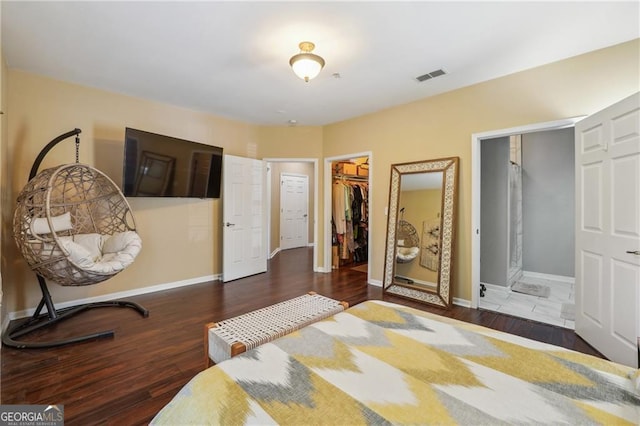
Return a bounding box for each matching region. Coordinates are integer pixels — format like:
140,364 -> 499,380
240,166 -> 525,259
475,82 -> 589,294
204,292 -> 348,368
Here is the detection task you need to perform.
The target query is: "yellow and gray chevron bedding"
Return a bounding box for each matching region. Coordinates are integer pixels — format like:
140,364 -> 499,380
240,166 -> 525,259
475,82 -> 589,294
152,300 -> 640,425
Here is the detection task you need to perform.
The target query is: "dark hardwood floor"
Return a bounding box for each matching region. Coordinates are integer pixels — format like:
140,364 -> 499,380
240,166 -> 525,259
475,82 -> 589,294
1,247 -> 603,425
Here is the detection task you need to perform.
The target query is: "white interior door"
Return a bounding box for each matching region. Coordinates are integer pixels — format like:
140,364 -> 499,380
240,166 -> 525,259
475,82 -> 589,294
280,173 -> 308,250
575,92 -> 640,367
222,154 -> 267,282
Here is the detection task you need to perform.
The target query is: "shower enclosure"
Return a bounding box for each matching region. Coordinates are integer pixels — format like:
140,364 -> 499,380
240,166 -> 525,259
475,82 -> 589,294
507,136 -> 523,287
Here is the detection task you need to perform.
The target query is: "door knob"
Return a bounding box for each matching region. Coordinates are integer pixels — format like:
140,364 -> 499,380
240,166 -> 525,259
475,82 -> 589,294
225,222 -> 235,227
626,250 -> 640,255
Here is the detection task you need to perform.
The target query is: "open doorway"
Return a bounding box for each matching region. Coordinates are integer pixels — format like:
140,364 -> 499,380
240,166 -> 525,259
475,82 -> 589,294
324,152 -> 373,278
479,129 -> 575,328
471,118 -> 583,328
265,158 -> 319,272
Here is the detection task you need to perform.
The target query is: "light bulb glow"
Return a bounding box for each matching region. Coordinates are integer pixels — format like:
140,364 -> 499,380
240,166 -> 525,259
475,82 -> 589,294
289,42 -> 325,82
290,53 -> 324,82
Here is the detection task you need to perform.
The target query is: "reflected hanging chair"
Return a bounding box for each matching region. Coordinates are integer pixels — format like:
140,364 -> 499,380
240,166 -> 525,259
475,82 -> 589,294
396,216 -> 420,264
3,128 -> 148,349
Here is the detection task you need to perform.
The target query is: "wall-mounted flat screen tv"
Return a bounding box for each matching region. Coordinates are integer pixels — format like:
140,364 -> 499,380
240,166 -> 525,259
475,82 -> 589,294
122,128 -> 223,198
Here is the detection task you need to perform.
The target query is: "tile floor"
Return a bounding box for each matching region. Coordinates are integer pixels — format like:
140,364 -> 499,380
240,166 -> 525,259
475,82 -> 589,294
479,274 -> 575,329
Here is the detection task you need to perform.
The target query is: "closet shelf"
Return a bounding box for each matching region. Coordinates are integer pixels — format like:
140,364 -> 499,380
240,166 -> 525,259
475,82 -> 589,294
333,173 -> 368,182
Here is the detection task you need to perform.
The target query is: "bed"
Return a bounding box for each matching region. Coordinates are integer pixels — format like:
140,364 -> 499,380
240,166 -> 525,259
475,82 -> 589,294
152,300 -> 640,425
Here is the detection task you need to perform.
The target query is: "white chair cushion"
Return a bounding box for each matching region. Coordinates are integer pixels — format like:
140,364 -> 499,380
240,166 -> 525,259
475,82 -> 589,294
30,212 -> 73,235
58,238 -> 97,270
397,246 -> 420,262
103,231 -> 139,254
69,233 -> 106,261
58,231 -> 142,274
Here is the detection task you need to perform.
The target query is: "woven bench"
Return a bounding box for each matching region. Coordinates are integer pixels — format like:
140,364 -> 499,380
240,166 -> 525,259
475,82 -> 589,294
204,292 -> 348,368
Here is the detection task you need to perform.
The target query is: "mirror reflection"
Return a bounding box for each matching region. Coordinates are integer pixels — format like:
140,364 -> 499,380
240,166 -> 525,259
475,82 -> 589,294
394,172 -> 442,290
383,157 -> 459,308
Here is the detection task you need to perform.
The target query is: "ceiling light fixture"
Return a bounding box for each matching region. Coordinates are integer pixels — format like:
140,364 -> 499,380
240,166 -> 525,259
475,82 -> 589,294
289,41 -> 325,82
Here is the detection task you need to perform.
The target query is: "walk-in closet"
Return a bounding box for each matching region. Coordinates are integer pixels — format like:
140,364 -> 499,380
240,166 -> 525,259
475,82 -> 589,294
331,157 -> 369,270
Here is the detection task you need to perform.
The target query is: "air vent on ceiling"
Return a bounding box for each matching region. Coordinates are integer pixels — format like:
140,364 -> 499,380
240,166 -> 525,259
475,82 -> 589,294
416,68 -> 447,82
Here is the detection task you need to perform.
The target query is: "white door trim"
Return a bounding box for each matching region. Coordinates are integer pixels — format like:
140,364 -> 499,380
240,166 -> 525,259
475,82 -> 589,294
266,163 -> 273,257
323,151 -> 373,276
471,117 -> 585,308
264,158 -> 319,272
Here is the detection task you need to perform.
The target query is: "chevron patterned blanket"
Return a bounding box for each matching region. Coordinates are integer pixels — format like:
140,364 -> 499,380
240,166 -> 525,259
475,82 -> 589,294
152,300 -> 640,425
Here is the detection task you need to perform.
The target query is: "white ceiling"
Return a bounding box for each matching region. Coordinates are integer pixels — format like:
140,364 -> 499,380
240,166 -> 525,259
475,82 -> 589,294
2,1 -> 638,126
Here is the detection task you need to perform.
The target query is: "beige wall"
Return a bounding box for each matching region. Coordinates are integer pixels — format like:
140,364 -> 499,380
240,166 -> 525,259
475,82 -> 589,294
323,39 -> 639,301
4,71 -> 261,315
268,162 -> 315,254
2,39 -> 638,316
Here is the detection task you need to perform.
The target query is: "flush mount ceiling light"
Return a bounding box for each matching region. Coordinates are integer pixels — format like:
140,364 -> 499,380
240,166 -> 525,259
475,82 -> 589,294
289,41 -> 325,82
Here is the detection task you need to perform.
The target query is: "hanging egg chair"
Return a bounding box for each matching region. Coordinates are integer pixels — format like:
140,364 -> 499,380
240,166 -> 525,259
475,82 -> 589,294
14,164 -> 142,285
396,219 -> 420,264
3,128 -> 148,349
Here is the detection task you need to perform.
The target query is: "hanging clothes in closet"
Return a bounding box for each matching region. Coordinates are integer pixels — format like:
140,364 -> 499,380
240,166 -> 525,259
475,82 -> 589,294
332,177 -> 368,265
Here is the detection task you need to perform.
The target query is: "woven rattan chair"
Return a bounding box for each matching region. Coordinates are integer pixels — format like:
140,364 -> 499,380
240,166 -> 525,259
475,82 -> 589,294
396,219 -> 420,263
3,128 -> 148,349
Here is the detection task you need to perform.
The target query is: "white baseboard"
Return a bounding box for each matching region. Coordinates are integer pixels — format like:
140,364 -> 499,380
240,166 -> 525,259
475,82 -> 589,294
8,274 -> 221,321
270,247 -> 281,259
453,297 -> 471,308
482,271 -> 575,292
271,244 -> 314,259
368,279 -> 382,287
481,282 -> 510,293
522,270 -> 575,284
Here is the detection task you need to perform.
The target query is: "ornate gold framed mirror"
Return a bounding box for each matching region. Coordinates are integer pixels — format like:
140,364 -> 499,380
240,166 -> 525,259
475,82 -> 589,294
383,157 -> 459,308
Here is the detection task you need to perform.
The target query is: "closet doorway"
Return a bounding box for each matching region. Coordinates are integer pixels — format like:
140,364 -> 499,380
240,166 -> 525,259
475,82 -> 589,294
324,152 -> 372,278
265,158 -> 319,272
